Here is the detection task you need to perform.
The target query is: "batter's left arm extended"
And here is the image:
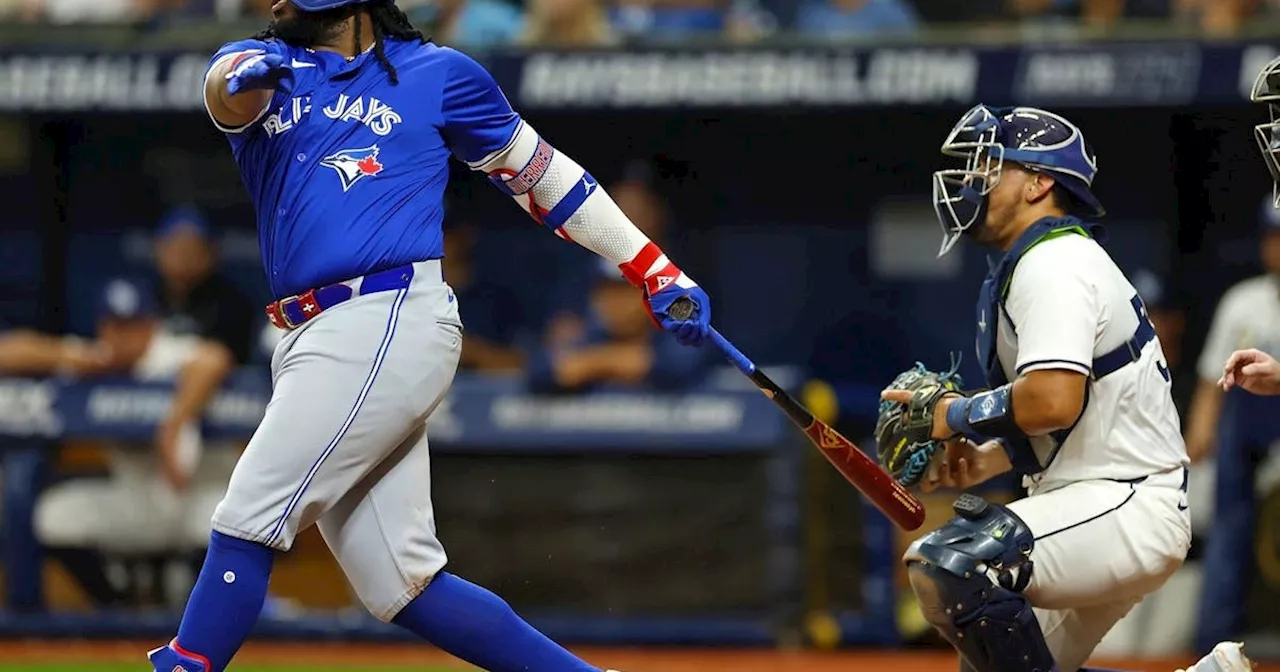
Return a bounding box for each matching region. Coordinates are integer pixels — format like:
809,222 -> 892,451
438,48 -> 712,347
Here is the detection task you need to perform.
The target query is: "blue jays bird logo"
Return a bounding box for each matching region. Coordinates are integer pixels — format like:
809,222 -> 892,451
320,145 -> 385,192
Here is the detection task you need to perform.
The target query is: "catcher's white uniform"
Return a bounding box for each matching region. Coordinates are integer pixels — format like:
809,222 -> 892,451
993,232 -> 1190,671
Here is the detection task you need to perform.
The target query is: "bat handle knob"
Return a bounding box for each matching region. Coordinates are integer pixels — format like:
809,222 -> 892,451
668,297 -> 697,321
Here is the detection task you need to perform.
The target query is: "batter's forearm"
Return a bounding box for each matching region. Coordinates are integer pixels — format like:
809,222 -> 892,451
165,342 -> 235,426
472,121 -> 653,266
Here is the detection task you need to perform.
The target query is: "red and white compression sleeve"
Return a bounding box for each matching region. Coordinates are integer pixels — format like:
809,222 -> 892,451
469,120 -> 654,267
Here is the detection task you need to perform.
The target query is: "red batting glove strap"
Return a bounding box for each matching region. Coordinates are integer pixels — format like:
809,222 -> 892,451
619,241 -> 676,329
618,241 -> 681,296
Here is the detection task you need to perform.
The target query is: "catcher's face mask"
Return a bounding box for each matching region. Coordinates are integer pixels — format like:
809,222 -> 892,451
932,105 -> 1006,257
1253,56 -> 1280,209
932,105 -> 1104,257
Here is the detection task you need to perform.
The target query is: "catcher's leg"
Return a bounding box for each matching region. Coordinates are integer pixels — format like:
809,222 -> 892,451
905,495 -> 1059,672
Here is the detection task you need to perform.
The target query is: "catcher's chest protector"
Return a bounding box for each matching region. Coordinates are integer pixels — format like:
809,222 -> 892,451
975,216 -> 1102,475
975,215 -> 1101,389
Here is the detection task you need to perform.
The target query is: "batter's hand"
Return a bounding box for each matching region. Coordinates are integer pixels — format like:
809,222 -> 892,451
619,243 -> 711,347
1219,348 -> 1280,396
226,50 -> 292,96
646,283 -> 711,347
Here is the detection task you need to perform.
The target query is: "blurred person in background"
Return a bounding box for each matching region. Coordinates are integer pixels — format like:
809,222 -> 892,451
401,0 -> 523,48
529,262 -> 713,393
0,0 -> 39,20
150,205 -> 257,365
794,0 -> 919,37
1177,203 -> 1280,651
0,279 -> 237,607
18,0 -> 189,22
0,328 -> 114,377
1183,200 -> 1280,657
1183,197 -> 1280,463
443,222 -> 528,373
521,0 -> 617,46
1173,0 -> 1259,35
607,0 -> 741,41
1006,0 -> 1172,28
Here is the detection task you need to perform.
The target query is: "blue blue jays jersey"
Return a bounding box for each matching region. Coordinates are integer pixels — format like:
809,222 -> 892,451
205,39 -> 520,298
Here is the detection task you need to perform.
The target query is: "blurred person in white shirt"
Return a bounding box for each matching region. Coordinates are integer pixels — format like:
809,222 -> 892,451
23,0 -> 188,23
29,278 -> 239,606
1184,196 -> 1280,462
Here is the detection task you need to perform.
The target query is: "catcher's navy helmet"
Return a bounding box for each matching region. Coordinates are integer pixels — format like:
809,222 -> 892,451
290,0 -> 390,11
932,105 -> 1104,257
1251,56 -> 1280,209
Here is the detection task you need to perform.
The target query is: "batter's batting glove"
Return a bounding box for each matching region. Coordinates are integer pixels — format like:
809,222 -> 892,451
619,242 -> 712,347
225,48 -> 293,96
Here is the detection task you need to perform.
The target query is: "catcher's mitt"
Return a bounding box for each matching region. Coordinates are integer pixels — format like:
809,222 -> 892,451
875,361 -> 964,487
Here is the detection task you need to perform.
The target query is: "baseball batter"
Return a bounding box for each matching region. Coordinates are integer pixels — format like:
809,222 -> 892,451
877,105 -> 1252,672
146,2 -> 712,671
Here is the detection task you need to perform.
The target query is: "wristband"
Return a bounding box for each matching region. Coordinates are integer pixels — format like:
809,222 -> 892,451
944,384 -> 1024,440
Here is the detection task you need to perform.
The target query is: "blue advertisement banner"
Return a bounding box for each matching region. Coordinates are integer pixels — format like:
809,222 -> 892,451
0,372 -> 789,450
0,41 -> 1276,112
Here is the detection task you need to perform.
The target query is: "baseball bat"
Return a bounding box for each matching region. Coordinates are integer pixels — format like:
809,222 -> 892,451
668,299 -> 926,531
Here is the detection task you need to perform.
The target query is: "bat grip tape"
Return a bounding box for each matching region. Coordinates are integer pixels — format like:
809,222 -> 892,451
709,328 -> 756,375
667,297 -> 754,375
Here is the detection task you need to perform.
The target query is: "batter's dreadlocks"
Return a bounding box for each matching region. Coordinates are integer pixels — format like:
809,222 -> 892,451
254,1 -> 428,85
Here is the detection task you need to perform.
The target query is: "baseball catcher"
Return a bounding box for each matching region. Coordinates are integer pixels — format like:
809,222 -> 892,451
875,105 -> 1252,672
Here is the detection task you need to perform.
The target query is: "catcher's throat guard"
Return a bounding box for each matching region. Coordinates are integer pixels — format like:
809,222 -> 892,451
932,104 -> 1105,257
1252,55 -> 1280,209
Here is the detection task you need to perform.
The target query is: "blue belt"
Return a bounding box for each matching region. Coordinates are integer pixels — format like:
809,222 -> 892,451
1091,295 -> 1157,380
266,264 -> 415,331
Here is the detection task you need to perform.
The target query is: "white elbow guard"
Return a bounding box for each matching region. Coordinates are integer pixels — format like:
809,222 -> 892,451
470,120 -> 650,264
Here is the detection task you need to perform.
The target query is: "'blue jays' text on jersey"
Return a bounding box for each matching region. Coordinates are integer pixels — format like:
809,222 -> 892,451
205,39 -> 521,299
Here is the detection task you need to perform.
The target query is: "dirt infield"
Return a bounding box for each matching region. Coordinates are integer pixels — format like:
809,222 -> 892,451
1,640 -> 1277,672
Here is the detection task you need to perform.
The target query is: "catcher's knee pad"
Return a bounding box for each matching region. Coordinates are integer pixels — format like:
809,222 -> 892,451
904,494 -> 1055,672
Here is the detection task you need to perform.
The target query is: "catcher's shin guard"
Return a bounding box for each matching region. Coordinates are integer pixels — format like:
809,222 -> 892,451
904,495 -> 1057,672
148,640 -> 210,672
